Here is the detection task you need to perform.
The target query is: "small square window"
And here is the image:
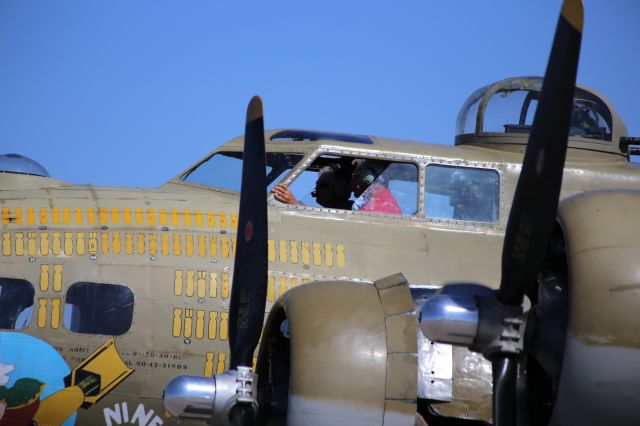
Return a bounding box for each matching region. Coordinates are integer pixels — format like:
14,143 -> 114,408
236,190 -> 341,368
0,278 -> 35,330
64,282 -> 134,336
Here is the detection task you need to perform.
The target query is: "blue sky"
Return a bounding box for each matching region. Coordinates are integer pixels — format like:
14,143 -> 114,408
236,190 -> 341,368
1,0 -> 638,188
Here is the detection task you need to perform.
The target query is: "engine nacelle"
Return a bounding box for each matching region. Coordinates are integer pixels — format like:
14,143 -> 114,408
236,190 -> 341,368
551,190 -> 640,426
256,274 -> 418,426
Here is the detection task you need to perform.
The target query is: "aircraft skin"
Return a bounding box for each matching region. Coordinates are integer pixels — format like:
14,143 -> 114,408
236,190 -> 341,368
546,190 -> 640,426
1,77 -> 639,425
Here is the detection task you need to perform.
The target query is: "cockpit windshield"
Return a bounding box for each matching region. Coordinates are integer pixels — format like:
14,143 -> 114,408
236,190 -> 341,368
456,78 -> 613,141
181,151 -> 304,192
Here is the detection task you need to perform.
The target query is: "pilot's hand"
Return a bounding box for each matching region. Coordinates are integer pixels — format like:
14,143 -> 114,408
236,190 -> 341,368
271,183 -> 298,204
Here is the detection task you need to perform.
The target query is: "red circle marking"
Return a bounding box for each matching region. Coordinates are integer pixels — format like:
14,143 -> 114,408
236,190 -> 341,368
244,221 -> 253,242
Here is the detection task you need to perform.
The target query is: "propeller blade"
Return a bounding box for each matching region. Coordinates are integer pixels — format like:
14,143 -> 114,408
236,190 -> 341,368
492,1 -> 583,424
499,0 -> 583,306
492,357 -> 518,426
229,96 -> 268,370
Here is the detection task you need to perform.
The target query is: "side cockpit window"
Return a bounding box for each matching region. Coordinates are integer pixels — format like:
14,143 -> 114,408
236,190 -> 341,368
64,282 -> 134,336
425,165 -> 499,223
181,151 -> 304,192
281,154 -> 419,216
0,278 -> 34,330
353,162 -> 418,216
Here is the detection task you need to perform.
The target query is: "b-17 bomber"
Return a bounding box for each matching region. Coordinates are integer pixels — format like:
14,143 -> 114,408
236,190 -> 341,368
1,1 -> 640,425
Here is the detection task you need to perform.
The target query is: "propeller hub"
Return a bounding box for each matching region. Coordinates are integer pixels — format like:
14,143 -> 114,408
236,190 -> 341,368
420,284 -> 489,346
163,367 -> 258,426
420,283 -> 530,359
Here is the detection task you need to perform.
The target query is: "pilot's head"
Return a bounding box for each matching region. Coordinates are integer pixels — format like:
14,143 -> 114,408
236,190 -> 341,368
351,159 -> 385,197
313,164 -> 352,209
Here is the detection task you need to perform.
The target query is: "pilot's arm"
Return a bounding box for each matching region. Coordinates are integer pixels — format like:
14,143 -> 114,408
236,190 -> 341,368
271,183 -> 298,205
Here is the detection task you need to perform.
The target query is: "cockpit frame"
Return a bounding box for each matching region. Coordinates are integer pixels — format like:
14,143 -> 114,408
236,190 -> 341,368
455,76 -> 628,155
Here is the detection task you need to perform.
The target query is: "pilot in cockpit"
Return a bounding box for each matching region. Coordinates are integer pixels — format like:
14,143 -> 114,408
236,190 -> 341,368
350,159 -> 402,215
272,163 -> 353,209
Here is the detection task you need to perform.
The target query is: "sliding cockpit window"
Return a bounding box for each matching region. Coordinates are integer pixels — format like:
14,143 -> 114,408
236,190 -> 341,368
285,154 -> 419,216
181,151 -> 305,192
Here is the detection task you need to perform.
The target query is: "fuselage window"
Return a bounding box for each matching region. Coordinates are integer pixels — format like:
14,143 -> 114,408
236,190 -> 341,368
0,278 -> 35,330
283,154 -> 419,216
181,151 -> 304,192
64,282 -> 134,336
424,164 -> 499,223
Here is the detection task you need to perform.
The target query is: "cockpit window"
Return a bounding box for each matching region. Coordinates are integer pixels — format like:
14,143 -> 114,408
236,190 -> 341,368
352,162 -> 418,216
425,164 -> 499,223
283,154 -> 418,216
64,282 -> 134,336
181,151 -> 304,192
0,278 -> 34,330
456,78 -> 613,141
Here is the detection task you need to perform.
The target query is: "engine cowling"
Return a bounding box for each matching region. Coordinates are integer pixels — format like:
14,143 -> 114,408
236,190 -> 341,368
551,190 -> 640,426
256,274 -> 418,426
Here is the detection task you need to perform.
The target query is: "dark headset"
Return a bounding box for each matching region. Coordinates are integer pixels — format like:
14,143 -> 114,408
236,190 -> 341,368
352,164 -> 379,187
312,163 -> 352,200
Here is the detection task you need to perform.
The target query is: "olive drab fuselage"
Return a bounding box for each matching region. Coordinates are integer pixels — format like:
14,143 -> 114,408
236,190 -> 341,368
0,77 -> 638,425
